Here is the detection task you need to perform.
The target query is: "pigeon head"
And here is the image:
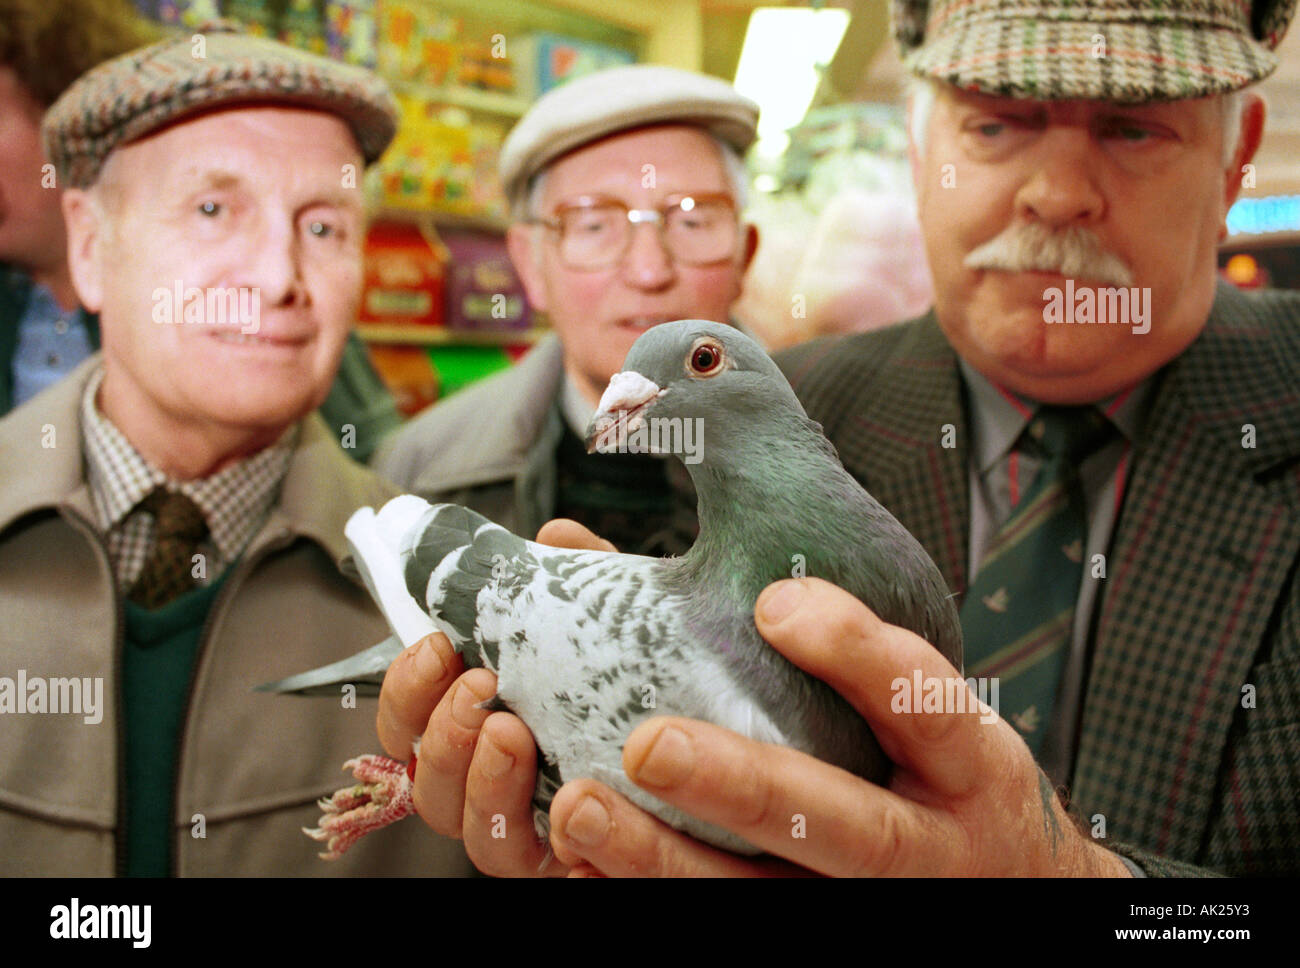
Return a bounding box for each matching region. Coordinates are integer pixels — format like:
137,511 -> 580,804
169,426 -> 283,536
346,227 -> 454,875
585,319 -> 805,464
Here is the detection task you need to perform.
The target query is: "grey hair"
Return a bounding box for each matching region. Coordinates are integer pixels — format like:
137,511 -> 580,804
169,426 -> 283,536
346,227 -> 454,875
907,75 -> 1248,168
906,76 -> 938,159
517,130 -> 750,221
1220,88 -> 1246,168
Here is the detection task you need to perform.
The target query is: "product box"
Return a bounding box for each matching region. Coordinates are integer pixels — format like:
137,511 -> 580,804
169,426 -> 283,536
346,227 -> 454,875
442,230 -> 530,332
377,0 -> 462,85
359,222 -> 448,328
325,0 -> 378,67
366,344 -> 440,416
512,32 -> 635,99
376,94 -> 507,219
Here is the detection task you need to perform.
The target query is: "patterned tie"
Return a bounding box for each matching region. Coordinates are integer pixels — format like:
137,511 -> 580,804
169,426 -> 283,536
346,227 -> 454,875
128,487 -> 209,609
960,406 -> 1114,753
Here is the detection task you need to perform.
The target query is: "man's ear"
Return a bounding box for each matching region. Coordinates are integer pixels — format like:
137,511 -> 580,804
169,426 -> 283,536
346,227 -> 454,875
906,99 -> 923,201
61,188 -> 106,312
1221,92 -> 1267,235
739,222 -> 759,276
505,222 -> 549,314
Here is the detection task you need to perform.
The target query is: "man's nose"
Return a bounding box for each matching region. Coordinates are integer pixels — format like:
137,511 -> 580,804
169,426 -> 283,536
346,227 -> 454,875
1014,129 -> 1106,227
620,221 -> 676,289
245,216 -> 307,306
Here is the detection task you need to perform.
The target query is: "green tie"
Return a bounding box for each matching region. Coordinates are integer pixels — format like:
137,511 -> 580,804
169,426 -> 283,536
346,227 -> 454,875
128,487 -> 209,610
960,406 -> 1114,753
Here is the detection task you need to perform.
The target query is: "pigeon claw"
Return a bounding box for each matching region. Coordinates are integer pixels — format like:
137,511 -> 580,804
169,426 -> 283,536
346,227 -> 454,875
305,753 -> 416,860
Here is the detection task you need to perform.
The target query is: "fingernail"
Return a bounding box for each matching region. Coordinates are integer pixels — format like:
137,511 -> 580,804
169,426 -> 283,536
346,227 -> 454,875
475,736 -> 514,781
452,679 -> 491,729
414,637 -> 446,682
758,580 -> 806,623
628,725 -> 694,788
564,797 -> 610,847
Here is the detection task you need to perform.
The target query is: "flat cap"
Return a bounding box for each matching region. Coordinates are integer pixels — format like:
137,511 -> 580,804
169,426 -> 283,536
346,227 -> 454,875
893,0 -> 1297,102
499,64 -> 759,214
42,20 -> 398,189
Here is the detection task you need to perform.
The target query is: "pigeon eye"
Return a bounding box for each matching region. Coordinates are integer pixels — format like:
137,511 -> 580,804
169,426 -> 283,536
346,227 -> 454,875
688,339 -> 725,377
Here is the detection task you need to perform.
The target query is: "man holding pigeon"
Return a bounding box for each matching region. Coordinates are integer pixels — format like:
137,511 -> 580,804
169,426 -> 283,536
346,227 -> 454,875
381,0 -> 1300,878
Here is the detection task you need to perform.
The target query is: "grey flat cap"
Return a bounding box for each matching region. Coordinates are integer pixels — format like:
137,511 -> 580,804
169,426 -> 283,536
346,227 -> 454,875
43,20 -> 397,189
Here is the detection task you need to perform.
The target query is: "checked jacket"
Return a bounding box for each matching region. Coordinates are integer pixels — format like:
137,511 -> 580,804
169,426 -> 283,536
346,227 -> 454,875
777,282 -> 1300,877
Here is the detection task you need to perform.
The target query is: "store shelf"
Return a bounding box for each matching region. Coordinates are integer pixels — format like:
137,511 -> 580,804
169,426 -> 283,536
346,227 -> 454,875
391,78 -> 531,118
359,324 -> 548,346
371,205 -> 510,234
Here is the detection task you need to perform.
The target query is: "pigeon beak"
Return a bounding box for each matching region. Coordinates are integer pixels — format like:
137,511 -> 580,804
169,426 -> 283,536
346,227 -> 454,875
586,371 -> 665,454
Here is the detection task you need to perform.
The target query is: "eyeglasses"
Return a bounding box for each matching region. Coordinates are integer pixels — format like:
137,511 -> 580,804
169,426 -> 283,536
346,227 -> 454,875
528,193 -> 740,271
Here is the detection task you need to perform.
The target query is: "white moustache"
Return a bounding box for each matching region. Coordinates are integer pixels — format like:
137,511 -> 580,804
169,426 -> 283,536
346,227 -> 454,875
965,224 -> 1134,288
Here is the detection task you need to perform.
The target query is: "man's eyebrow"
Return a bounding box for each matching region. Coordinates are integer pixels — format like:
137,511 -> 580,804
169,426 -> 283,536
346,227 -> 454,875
183,170 -> 246,193
301,189 -> 364,211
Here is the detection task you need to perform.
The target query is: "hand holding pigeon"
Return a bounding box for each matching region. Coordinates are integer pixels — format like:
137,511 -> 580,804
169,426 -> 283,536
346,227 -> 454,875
263,320 -> 960,859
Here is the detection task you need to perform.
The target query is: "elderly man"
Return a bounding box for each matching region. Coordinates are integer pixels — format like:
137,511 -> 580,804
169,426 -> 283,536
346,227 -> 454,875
0,23 -> 472,876
380,0 -> 1299,878
373,65 -> 758,556
0,1 -> 403,462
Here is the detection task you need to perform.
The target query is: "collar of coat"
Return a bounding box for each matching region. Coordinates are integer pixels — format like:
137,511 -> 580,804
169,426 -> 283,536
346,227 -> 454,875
384,332 -> 566,496
0,354 -> 397,572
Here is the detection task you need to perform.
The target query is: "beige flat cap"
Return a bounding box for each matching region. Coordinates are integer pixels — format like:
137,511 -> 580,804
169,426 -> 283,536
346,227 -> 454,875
499,64 -> 759,214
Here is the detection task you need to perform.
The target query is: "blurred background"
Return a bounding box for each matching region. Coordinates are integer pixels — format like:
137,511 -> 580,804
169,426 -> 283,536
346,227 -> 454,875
134,0 -> 1300,411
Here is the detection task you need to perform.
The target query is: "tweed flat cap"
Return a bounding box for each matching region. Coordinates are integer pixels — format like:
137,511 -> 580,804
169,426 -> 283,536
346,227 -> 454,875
499,64 -> 759,213
893,0 -> 1297,102
42,20 -> 397,188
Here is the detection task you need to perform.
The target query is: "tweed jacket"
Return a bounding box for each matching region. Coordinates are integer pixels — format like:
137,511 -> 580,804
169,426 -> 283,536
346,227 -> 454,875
373,333 -> 567,538
0,357 -> 474,876
777,282 -> 1300,877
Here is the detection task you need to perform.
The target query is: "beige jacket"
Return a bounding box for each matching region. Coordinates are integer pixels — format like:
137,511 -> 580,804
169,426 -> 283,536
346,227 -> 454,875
0,357 -> 474,876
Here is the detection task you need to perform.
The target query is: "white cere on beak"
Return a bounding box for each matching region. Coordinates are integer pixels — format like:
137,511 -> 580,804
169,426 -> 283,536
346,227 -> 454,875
596,371 -> 663,416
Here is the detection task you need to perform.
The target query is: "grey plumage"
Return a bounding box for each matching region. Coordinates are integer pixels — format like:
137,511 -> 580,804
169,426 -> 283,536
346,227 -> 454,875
264,319 -> 961,855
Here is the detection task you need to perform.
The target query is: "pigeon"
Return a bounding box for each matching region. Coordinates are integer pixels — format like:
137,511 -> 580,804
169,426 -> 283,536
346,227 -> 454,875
262,319 -> 961,859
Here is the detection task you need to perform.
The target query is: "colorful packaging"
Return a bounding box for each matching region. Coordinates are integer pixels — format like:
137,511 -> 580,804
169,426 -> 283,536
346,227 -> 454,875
512,32 -> 635,99
378,0 -> 461,85
359,222 -> 448,328
366,344 -> 440,416
441,230 -> 530,332
325,0 -> 378,67
376,94 -> 507,219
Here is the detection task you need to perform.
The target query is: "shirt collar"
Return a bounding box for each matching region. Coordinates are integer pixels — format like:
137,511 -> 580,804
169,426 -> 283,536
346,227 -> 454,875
560,373 -> 597,440
958,358 -> 1158,474
80,365 -> 297,561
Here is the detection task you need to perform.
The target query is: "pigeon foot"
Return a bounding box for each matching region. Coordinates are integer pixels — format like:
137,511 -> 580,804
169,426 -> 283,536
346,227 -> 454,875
304,754 -> 416,859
